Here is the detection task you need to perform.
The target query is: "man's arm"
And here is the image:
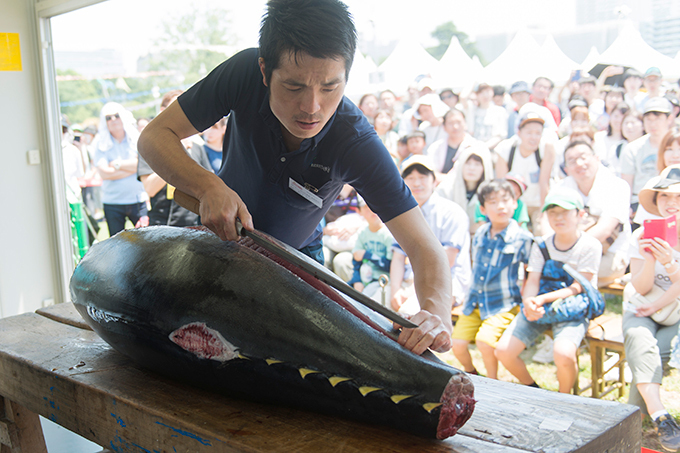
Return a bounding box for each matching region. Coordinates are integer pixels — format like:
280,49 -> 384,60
139,173 -> 167,198
96,159 -> 137,181
138,102 -> 253,240
385,207 -> 453,355
587,216 -> 620,244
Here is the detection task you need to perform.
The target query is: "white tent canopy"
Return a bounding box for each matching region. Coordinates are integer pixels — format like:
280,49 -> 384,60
580,46 -> 601,73
431,36 -> 480,93
594,21 -> 679,78
376,38 -> 440,94
479,28 -> 543,86
346,48 -> 375,100
537,34 -> 579,83
480,29 -> 579,86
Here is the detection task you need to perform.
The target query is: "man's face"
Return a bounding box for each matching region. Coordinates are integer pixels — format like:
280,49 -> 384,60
517,122 -> 543,151
476,88 -> 493,105
511,91 -> 530,108
440,91 -> 458,108
403,169 -> 435,206
644,75 -> 661,93
578,82 -> 596,100
379,91 -> 396,110
643,112 -> 670,137
532,79 -> 552,101
564,144 -> 598,184
406,137 -> 426,155
203,122 -> 226,146
260,51 -> 346,149
443,111 -> 466,138
105,111 -> 124,137
417,104 -> 436,123
624,76 -> 642,93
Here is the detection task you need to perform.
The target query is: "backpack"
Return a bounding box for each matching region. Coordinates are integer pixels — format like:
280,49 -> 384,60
526,238 -> 605,324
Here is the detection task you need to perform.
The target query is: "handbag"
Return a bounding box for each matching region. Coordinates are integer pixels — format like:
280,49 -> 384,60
623,282 -> 680,326
528,238 -> 605,324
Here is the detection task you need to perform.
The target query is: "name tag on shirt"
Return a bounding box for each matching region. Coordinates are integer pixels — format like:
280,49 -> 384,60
289,178 -> 323,209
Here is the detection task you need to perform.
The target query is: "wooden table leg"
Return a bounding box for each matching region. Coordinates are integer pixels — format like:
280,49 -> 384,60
0,396 -> 47,453
590,344 -> 603,398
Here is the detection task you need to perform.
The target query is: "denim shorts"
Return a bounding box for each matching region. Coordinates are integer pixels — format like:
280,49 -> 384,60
504,311 -> 589,348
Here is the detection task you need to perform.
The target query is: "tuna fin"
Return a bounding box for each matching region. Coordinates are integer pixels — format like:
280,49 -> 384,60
390,394 -> 414,404
328,376 -> 353,387
423,402 -> 443,413
358,386 -> 382,396
265,358 -> 284,365
237,353 -> 250,360
299,368 -> 320,378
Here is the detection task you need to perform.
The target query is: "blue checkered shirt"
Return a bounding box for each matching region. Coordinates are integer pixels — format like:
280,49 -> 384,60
464,220 -> 533,319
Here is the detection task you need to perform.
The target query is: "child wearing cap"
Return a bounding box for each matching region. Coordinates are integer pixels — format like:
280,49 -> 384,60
451,179 -> 533,379
495,187 -> 602,393
625,164 -> 680,451
473,174 -> 530,230
495,111 -> 556,235
347,197 -> 394,304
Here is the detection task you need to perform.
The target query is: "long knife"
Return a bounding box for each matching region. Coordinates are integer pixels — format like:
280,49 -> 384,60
174,190 -> 418,328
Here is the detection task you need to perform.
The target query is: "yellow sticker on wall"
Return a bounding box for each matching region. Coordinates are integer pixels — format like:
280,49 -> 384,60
0,33 -> 22,71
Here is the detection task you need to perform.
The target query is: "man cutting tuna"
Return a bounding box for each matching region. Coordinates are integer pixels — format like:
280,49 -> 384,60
138,0 -> 452,355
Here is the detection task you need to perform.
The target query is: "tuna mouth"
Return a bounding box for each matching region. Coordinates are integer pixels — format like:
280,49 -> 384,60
436,373 -> 476,440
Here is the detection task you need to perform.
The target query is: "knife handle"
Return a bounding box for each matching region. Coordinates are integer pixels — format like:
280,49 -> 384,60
174,190 -> 200,215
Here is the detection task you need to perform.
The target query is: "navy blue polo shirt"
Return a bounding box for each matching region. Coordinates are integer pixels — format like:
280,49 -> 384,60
178,48 -> 416,249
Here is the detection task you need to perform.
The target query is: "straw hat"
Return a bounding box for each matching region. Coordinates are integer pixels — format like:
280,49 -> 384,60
638,164 -> 680,216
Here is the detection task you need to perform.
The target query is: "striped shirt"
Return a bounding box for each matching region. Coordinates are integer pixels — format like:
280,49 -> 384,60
464,219 -> 533,319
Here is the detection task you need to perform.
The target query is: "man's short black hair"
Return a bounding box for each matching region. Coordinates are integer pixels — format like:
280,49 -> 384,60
477,179 -> 516,206
443,108 -> 466,123
563,140 -> 595,160
402,164 -> 434,179
259,0 -> 357,85
533,76 -> 554,89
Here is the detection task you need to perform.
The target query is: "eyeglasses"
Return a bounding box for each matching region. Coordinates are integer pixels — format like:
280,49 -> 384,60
105,113 -> 120,122
565,153 -> 592,167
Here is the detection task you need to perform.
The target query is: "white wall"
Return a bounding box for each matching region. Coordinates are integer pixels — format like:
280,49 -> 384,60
0,0 -> 63,317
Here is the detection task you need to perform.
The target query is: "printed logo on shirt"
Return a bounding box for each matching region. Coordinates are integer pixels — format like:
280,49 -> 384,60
310,163 -> 331,173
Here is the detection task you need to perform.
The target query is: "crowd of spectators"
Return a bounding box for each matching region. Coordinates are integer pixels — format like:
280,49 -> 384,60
61,63 -> 680,450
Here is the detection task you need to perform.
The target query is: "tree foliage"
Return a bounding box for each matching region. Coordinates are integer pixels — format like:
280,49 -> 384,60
57,6 -> 237,125
426,21 -> 484,64
140,6 -> 236,87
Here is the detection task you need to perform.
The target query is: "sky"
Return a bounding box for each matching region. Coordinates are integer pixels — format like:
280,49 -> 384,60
50,0 -> 577,59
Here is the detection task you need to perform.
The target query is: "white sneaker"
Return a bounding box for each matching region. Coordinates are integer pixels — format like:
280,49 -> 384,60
532,335 -> 554,363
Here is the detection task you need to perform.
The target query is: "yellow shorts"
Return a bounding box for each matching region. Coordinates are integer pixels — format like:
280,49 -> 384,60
451,306 -> 519,348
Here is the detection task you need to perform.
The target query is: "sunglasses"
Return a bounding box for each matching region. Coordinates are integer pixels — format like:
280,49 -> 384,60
105,113 -> 120,122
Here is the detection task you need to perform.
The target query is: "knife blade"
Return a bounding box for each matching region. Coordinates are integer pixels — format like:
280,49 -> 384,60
174,190 -> 418,328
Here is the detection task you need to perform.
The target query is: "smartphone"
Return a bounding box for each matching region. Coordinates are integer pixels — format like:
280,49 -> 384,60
570,70 -> 581,82
643,216 -> 678,248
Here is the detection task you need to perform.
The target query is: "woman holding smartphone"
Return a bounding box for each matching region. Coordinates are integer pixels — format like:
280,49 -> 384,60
625,163 -> 680,451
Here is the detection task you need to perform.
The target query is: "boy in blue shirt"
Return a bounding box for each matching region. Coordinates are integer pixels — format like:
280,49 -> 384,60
451,179 -> 533,379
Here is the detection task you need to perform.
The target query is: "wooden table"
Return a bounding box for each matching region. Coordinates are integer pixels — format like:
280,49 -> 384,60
0,303 -> 641,452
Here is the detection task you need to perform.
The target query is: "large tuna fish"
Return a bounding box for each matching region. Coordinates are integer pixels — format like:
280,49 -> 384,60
69,226 -> 475,439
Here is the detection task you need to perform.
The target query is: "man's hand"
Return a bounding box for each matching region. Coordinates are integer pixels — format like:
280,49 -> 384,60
197,184 -> 254,241
393,311 -> 452,355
